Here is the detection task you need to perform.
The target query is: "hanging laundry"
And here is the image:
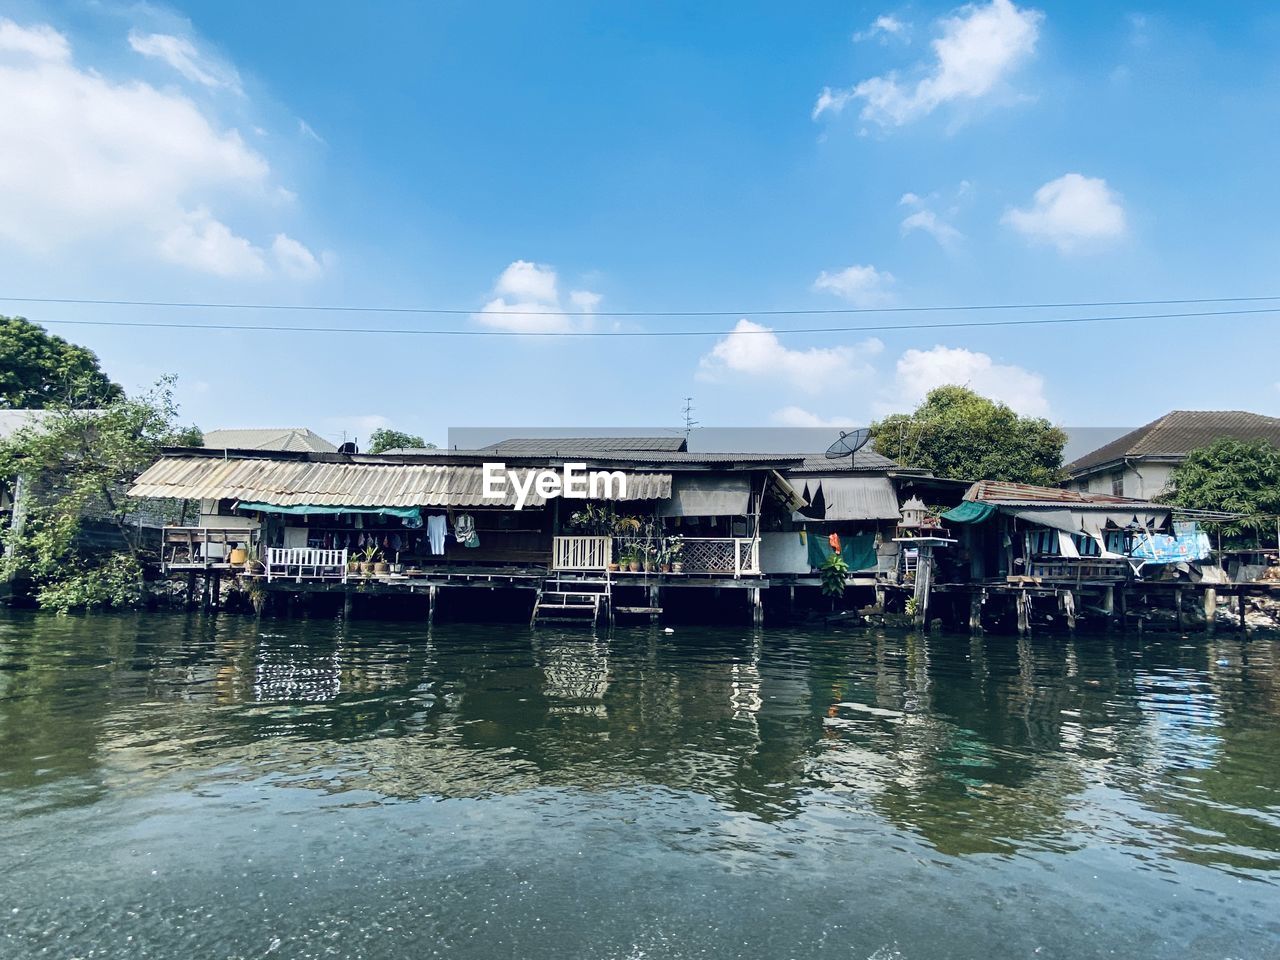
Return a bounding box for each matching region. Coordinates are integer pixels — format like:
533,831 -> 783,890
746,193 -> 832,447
426,514 -> 448,555
454,514 -> 479,547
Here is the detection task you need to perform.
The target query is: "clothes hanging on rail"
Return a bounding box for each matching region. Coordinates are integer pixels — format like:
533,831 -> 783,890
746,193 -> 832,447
454,514 -> 479,548
426,514 -> 448,555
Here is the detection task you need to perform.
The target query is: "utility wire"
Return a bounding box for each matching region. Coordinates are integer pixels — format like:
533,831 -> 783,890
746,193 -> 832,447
23,305 -> 1280,338
2,293 -> 1280,318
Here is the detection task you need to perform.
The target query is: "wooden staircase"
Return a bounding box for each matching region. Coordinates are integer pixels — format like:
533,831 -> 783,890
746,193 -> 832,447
531,573 -> 612,626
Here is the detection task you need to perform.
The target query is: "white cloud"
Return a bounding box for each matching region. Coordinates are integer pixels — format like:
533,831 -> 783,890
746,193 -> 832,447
298,119 -> 325,144
0,17 -> 321,277
159,207 -> 265,277
473,260 -> 601,333
772,406 -> 859,428
272,233 -> 322,280
901,208 -> 964,247
815,0 -> 1043,126
128,30 -> 242,94
698,320 -> 883,393
0,18 -> 68,60
569,289 -> 603,313
496,260 -> 559,303
879,345 -> 1049,416
1002,173 -> 1126,252
812,264 -> 895,306
853,14 -> 909,43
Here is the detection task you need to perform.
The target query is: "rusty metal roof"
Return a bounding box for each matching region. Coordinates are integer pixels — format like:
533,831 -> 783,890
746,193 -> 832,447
964,479 -> 1157,508
128,455 -> 670,508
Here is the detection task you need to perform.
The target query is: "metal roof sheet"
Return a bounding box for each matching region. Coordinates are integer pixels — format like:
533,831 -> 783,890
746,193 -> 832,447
1066,410 -> 1280,474
964,479 -> 1158,508
203,428 -> 338,453
655,475 -> 751,517
129,456 -> 670,508
481,437 -> 688,454
805,477 -> 901,521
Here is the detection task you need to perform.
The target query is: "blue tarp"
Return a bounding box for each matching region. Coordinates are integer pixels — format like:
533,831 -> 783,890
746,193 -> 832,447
1129,523 -> 1211,564
236,502 -> 422,520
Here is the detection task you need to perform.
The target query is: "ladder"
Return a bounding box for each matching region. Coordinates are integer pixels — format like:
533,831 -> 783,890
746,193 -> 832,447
531,573 -> 612,626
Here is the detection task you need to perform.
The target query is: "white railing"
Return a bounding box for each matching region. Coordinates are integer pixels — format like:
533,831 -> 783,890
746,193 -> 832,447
265,547 -> 348,583
679,537 -> 760,576
552,535 -> 612,571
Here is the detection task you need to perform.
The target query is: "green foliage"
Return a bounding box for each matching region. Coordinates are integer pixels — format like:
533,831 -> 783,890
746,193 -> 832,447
871,385 -> 1066,486
0,376 -> 198,612
0,316 -> 123,409
367,428 -> 432,453
819,551 -> 849,598
1162,438 -> 1280,545
34,554 -> 144,615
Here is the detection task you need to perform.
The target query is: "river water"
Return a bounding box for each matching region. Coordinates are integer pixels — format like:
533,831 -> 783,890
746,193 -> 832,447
1,611 -> 1277,959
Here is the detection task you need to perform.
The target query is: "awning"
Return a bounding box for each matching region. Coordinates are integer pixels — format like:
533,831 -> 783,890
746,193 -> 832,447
656,475 -> 750,517
1008,508 -> 1082,535
237,502 -> 422,519
941,501 -> 995,524
807,477 -> 900,521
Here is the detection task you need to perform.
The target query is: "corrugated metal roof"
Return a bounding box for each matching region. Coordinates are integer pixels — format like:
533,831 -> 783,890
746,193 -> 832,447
129,455 -> 670,508
805,477 -> 901,521
787,451 -> 898,473
481,437 -> 688,454
0,409 -> 61,440
1066,410 -> 1280,474
203,428 -> 338,453
965,479 -> 1157,508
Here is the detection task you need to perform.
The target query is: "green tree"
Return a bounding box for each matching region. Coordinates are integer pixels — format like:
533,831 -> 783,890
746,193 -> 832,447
367,428 -> 433,453
1161,438 -> 1280,545
0,316 -> 123,409
0,376 -> 200,612
871,385 -> 1067,486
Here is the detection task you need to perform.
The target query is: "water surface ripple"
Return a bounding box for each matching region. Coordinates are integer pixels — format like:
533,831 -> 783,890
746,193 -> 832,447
1,612 -> 1277,959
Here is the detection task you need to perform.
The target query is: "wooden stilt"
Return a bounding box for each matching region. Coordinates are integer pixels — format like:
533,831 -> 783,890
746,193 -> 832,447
342,589 -> 352,620
428,584 -> 438,627
1203,588 -> 1217,636
1064,589 -> 1076,632
1239,592 -> 1247,634
968,591 -> 983,634
211,572 -> 221,610
201,574 -> 212,610
185,571 -> 196,609
1016,590 -> 1030,636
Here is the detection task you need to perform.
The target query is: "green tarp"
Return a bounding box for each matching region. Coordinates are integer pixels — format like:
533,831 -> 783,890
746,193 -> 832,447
806,532 -> 877,572
236,502 -> 422,520
941,501 -> 996,524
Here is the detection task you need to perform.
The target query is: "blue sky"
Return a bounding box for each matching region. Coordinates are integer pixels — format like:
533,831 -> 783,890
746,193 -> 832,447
1,1 -> 1279,447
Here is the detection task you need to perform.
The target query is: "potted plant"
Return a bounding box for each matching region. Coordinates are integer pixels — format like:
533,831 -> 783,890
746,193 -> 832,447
373,548 -> 390,576
664,535 -> 684,573
358,544 -> 379,575
626,548 -> 641,573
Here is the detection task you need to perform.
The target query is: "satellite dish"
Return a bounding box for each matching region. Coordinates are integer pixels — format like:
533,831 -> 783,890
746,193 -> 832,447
824,428 -> 871,467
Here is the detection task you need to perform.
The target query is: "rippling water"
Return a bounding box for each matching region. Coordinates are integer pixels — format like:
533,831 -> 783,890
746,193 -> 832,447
1,611 -> 1277,959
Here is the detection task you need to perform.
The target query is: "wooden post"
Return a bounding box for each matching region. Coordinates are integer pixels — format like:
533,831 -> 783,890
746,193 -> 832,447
968,591 -> 983,634
210,572 -> 221,610
428,584 -> 438,627
752,587 -> 764,627
342,588 -> 353,620
1016,590 -> 1030,636
185,571 -> 196,609
1174,587 -> 1184,632
913,544 -> 933,629
1063,589 -> 1076,633
1239,592 -> 1247,634
1203,588 -> 1217,636
201,574 -> 212,610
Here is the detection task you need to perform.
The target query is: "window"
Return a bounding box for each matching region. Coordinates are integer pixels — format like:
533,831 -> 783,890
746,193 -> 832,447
1111,473 -> 1125,497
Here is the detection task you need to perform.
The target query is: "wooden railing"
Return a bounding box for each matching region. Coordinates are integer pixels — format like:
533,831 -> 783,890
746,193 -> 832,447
1027,556 -> 1130,583
265,547 -> 349,583
552,536 -> 612,571
161,525 -> 257,571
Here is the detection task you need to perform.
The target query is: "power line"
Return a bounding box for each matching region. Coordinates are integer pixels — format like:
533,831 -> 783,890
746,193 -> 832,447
2,293 -> 1280,318
23,305 -> 1280,338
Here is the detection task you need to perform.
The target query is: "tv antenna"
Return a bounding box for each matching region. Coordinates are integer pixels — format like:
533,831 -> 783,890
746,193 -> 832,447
825,427 -> 871,468
681,396 -> 699,442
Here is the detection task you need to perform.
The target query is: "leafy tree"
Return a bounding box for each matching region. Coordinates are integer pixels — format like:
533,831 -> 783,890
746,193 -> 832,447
0,376 -> 200,612
871,386 -> 1066,486
0,316 -> 123,409
367,428 -> 433,453
1161,438 -> 1280,545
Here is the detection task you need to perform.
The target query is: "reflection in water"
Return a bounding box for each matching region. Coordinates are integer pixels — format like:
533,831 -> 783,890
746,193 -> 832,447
1,612 -> 1278,959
